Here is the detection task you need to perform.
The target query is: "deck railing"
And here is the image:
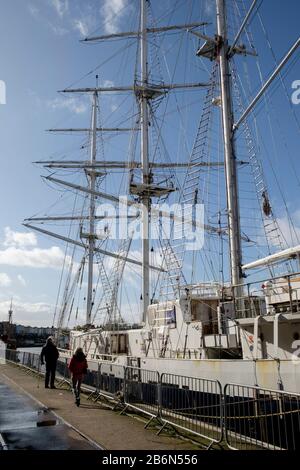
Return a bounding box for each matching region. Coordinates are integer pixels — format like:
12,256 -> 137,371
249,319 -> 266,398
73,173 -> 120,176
233,270 -> 300,319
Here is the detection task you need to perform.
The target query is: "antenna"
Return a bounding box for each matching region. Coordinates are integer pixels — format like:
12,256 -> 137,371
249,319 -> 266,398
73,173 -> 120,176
8,298 -> 13,324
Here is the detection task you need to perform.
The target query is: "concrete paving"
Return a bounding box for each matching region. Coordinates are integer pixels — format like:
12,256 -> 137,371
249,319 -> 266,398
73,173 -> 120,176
0,379 -> 99,450
0,363 -> 199,450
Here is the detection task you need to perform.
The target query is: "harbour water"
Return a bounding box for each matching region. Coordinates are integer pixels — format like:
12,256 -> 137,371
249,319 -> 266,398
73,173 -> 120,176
17,347 -> 42,355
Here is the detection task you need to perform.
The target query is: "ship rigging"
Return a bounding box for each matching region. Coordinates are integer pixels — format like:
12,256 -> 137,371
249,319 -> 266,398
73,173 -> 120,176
24,0 -> 300,393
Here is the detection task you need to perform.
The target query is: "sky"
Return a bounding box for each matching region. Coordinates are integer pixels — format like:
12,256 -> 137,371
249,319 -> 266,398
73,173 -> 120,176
0,0 -> 299,327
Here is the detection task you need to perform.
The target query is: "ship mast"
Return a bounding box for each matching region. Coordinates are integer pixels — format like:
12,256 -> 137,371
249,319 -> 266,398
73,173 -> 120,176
140,0 -> 150,321
216,0 -> 243,288
86,89 -> 98,324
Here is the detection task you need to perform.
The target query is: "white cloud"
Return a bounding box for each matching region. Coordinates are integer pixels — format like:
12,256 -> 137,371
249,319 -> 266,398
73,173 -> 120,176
73,19 -> 90,37
103,80 -> 115,88
17,275 -> 27,287
29,90 -> 86,112
28,4 -> 39,19
276,212 -> 300,247
102,80 -> 119,113
102,0 -> 127,34
204,0 -> 214,18
0,300 -> 54,327
48,23 -> 69,36
28,2 -> 69,35
0,246 -> 70,270
0,273 -> 11,287
50,0 -> 69,18
47,96 -> 88,114
3,227 -> 37,249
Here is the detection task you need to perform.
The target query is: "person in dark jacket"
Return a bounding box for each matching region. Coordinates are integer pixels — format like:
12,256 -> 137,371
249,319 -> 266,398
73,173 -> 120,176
40,337 -> 59,389
68,348 -> 88,406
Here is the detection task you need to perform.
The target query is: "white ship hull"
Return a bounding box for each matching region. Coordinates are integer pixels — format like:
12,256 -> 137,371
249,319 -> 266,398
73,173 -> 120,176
68,292 -> 300,393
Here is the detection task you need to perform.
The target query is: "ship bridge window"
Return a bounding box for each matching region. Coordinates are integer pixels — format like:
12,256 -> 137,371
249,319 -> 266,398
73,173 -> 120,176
110,333 -> 128,354
165,307 -> 176,326
148,305 -> 176,327
190,299 -> 219,333
191,300 -> 202,321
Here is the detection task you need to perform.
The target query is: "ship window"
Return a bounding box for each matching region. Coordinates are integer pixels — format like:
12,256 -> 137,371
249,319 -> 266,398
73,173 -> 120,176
191,300 -> 202,321
148,305 -> 176,327
165,307 -> 176,326
110,333 -> 128,354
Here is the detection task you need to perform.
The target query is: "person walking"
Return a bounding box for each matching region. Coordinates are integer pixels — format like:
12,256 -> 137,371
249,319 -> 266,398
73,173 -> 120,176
40,337 -> 59,389
68,348 -> 88,406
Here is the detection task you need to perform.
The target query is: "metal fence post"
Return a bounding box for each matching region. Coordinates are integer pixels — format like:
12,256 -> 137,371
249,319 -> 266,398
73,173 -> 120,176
217,380 -> 224,443
157,372 -> 162,418
123,366 -> 128,406
96,362 -> 100,392
65,357 -> 68,383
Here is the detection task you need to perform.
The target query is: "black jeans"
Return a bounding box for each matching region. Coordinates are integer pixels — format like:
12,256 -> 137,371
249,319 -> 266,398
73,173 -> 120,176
72,377 -> 82,398
45,362 -> 57,387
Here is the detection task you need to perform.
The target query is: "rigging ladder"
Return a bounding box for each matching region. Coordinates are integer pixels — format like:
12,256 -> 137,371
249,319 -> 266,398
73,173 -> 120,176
159,65 -> 218,299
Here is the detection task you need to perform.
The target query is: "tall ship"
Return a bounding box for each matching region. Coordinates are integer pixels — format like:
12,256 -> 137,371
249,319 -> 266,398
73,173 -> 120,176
24,0 -> 300,393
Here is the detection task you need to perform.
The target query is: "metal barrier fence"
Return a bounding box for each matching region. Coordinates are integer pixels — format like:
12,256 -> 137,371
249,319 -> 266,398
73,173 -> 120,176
56,358 -> 71,386
82,362 -> 100,391
98,362 -> 125,399
160,373 -> 223,444
6,349 -> 41,373
5,349 -> 19,363
4,349 -> 300,450
124,367 -> 160,419
224,383 -> 300,450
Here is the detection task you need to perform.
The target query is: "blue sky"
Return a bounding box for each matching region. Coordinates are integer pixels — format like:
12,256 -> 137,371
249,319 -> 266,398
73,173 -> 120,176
0,0 -> 299,327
